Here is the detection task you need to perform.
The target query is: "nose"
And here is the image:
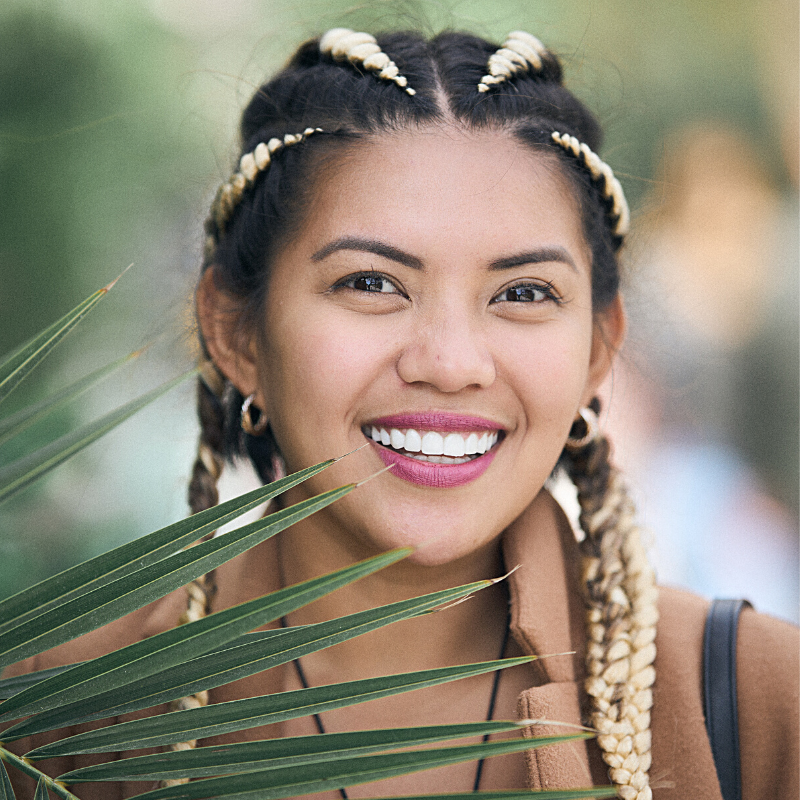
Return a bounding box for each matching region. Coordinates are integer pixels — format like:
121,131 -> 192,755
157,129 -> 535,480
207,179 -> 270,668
396,309 -> 496,393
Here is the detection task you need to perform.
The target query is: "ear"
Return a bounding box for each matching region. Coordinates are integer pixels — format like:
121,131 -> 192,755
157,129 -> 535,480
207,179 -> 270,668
196,269 -> 263,406
582,293 -> 626,405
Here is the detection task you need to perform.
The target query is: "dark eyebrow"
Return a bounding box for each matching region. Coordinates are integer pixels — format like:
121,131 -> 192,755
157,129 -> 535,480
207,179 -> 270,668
489,247 -> 577,272
311,237 -> 424,270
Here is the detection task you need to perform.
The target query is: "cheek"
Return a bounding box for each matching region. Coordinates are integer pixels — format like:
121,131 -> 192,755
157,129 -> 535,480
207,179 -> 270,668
258,306 -> 397,457
497,317 -> 594,431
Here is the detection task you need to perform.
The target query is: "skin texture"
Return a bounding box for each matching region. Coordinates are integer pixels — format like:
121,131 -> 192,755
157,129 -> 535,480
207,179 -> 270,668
198,125 -> 624,795
202,126 -> 622,564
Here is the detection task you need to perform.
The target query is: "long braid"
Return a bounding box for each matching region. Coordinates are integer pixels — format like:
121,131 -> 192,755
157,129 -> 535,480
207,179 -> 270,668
564,404 -> 659,800
181,365 -> 225,631
159,364 -> 226,786
172,27 -> 646,794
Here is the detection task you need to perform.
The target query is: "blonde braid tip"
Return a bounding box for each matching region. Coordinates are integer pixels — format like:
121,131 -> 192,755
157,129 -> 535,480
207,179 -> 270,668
478,31 -> 549,92
210,127 -> 324,236
578,461 -> 658,800
551,132 -> 630,237
320,28 -> 416,95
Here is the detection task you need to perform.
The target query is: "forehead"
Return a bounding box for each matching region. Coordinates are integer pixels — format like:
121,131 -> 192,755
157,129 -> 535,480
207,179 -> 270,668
289,126 -> 589,268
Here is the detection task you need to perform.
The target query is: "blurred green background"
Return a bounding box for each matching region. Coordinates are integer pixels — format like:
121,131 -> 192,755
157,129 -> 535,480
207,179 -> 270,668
0,0 -> 797,616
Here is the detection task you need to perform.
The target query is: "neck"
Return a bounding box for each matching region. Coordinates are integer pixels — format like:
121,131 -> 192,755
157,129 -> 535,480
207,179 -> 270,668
275,515 -> 510,681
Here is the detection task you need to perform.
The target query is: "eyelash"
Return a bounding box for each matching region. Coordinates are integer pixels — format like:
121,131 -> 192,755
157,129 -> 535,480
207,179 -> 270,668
332,272 -> 561,305
491,281 -> 562,305
332,271 -> 405,296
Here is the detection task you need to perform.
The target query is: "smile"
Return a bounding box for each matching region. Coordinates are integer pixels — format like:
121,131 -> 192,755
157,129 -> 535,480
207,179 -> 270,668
365,426 -> 500,464
362,415 -> 503,488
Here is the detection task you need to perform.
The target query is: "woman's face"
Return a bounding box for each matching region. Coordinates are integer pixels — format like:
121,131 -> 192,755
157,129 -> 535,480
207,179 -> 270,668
214,127 -> 622,565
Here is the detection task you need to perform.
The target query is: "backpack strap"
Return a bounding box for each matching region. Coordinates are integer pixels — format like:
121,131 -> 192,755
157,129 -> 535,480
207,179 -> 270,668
703,598 -> 752,800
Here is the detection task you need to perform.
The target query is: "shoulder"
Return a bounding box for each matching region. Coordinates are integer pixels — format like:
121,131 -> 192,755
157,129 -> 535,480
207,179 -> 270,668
736,602 -> 799,800
654,586 -> 798,708
653,586 -> 799,800
655,585 -> 798,674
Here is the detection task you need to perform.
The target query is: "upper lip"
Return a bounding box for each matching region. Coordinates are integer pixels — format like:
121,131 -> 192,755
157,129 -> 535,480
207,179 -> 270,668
366,412 -> 504,432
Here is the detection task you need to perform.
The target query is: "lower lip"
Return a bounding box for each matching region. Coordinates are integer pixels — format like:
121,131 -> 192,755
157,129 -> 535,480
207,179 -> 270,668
370,441 -> 497,488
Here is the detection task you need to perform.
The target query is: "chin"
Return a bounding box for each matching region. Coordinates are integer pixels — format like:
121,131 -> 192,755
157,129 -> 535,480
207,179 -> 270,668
358,503 -> 506,568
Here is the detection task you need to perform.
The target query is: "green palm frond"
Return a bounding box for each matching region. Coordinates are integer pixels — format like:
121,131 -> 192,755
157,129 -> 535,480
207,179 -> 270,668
0,345 -> 145,448
0,760 -> 16,799
4,581 -> 493,737
123,736 -> 597,800
0,271 -> 124,407
0,287 -> 607,800
56,721 -> 535,782
0,370 -> 193,505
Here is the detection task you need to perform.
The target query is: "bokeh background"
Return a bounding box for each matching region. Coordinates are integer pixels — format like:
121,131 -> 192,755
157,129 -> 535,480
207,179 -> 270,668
1,0 -> 797,620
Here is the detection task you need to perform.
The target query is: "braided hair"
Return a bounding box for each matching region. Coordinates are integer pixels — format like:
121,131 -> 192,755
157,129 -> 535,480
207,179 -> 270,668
178,29 -> 656,800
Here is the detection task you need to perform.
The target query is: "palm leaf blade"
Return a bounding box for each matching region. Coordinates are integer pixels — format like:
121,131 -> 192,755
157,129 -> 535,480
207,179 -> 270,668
33,778 -> 49,800
0,346 -> 144,447
8,581 -> 487,737
0,279 -> 114,407
0,370 -> 193,506
57,721 -> 531,782
0,459 -> 336,636
0,664 -> 80,701
0,543 -> 405,726
0,760 -> 16,800
25,658 -> 532,758
123,736 -> 592,799
0,483 -> 355,672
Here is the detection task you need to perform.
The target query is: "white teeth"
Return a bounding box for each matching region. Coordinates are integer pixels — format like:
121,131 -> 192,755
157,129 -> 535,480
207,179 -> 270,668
366,425 -> 501,460
421,431 -> 444,455
404,428 -> 422,452
443,433 -> 466,457
414,454 -> 473,464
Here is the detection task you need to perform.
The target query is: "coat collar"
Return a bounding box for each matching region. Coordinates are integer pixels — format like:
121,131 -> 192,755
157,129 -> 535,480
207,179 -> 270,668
502,489 -> 587,686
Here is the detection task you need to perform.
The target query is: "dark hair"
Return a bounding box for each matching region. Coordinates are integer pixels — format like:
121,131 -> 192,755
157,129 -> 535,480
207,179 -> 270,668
195,29 -> 623,485
184,40 -> 659,798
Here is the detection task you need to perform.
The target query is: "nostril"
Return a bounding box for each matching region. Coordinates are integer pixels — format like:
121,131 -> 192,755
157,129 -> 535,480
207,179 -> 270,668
397,342 -> 496,392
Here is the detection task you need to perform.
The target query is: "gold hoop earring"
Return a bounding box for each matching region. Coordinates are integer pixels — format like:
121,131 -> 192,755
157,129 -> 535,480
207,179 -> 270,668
241,393 -> 268,436
565,406 -> 600,450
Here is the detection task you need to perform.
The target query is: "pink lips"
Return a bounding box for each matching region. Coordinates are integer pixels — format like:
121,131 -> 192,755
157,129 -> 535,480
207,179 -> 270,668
366,413 -> 501,488
370,413 -> 499,432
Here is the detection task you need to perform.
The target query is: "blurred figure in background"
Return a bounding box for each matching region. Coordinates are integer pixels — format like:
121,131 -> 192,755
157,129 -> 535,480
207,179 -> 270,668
601,121 -> 799,622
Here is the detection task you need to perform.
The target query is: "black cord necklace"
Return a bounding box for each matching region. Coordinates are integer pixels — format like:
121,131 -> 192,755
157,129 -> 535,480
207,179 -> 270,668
283,609 -> 512,798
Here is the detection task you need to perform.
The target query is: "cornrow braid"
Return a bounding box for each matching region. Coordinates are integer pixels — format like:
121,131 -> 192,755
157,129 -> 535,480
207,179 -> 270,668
551,132 -> 630,237
470,32 -> 630,245
477,31 -> 550,92
160,362 -> 227,787
206,127 -> 324,247
319,28 -> 416,95
563,409 -> 658,800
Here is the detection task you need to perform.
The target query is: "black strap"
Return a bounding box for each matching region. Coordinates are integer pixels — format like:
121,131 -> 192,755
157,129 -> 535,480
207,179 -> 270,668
702,598 -> 751,800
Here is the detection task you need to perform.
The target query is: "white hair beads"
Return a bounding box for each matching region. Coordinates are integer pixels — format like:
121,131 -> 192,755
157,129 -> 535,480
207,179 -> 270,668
477,30 -> 549,92
209,127 -> 324,237
319,28 -> 416,95
551,131 -> 630,237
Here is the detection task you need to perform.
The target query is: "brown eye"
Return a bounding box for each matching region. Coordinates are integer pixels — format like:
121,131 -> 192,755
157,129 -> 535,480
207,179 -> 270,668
492,283 -> 557,304
340,272 -> 401,294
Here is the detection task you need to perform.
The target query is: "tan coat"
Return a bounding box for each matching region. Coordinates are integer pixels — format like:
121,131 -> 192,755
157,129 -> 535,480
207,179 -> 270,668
5,498 -> 798,799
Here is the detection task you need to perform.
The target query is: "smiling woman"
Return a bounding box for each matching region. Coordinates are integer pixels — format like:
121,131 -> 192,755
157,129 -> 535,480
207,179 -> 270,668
7,26 -> 798,800
203,129 -> 618,562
